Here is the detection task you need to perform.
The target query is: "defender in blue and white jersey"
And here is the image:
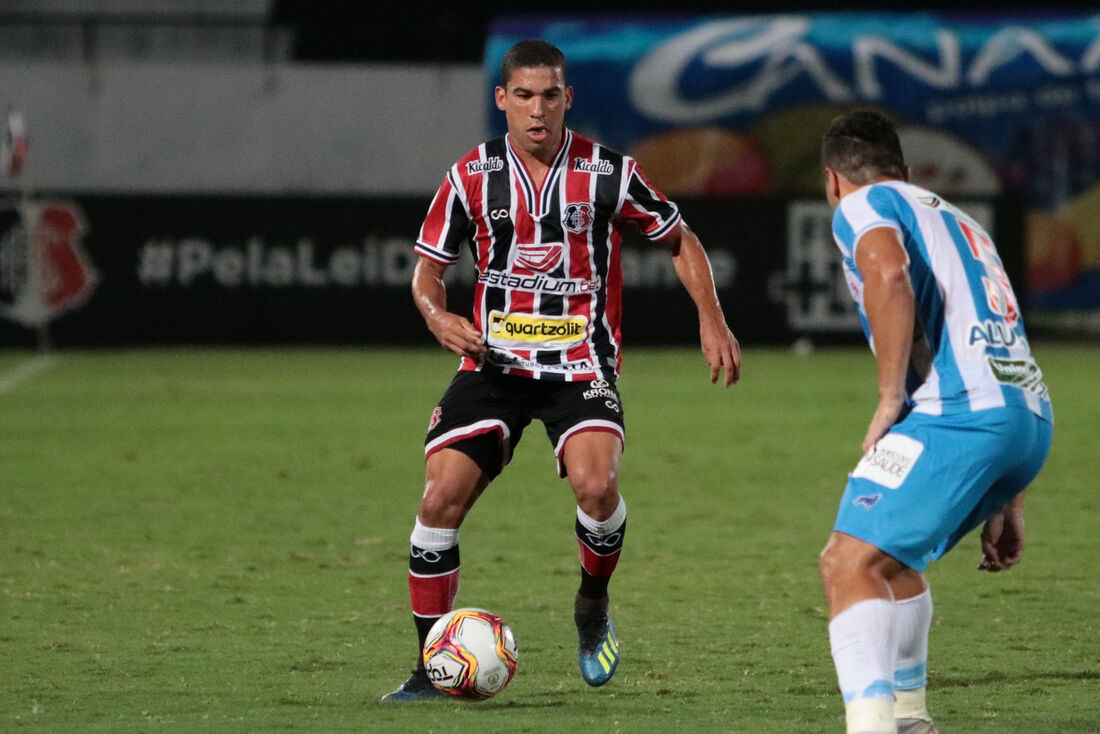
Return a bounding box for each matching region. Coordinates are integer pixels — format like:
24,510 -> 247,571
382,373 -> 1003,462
817,110 -> 1052,734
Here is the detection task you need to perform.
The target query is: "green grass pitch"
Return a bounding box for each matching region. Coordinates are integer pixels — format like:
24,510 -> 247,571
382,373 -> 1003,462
1,344 -> 1097,732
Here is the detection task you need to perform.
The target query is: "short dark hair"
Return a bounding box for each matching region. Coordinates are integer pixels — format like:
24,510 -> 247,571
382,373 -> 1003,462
821,108 -> 906,185
500,39 -> 567,86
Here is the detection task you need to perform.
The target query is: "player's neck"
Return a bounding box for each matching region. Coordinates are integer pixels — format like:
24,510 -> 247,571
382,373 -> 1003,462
507,129 -> 565,185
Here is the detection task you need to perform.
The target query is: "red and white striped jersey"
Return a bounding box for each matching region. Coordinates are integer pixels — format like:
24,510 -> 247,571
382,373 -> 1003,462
415,128 -> 681,381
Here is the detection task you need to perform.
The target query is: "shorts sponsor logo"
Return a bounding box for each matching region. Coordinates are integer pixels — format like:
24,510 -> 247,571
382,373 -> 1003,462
852,433 -> 924,490
583,378 -> 619,402
487,311 -> 587,348
428,406 -> 442,431
466,157 -> 503,175
515,243 -> 563,272
988,356 -> 1049,399
562,203 -> 594,233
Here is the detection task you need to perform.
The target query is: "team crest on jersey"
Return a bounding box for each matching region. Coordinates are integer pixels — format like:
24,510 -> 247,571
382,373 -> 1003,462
562,203 -> 594,234
428,406 -> 443,431
515,243 -> 563,272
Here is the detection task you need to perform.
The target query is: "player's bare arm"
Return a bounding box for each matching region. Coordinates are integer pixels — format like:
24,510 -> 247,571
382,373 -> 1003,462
854,225 -> 914,454
978,490 -> 1027,572
659,222 -> 741,386
412,256 -> 486,359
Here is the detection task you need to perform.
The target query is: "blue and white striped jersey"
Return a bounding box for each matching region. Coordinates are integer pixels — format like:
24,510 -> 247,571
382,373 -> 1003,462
832,180 -> 1052,420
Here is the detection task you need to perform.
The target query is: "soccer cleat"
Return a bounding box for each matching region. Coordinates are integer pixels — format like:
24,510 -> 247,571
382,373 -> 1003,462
897,717 -> 938,734
379,669 -> 447,702
574,594 -> 620,686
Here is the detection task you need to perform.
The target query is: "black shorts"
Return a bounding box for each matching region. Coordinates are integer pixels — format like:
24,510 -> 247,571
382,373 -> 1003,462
424,370 -> 625,479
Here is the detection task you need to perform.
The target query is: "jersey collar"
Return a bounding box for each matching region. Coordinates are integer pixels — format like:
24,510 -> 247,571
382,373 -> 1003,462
505,128 -> 573,221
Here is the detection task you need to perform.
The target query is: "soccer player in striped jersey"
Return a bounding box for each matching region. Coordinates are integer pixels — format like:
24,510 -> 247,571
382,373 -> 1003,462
381,39 -> 741,701
817,109 -> 1053,734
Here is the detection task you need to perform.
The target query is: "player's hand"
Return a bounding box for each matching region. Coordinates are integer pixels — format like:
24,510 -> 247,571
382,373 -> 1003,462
978,501 -> 1025,572
428,312 -> 486,359
701,323 -> 741,386
860,395 -> 906,455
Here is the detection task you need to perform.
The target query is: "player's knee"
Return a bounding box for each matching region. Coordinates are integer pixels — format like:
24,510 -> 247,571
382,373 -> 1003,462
569,468 -> 618,518
819,544 -> 841,589
418,482 -> 470,528
818,541 -> 869,592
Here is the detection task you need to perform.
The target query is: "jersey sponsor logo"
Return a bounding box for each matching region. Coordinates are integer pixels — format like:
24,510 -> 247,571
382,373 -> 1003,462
562,203 -> 595,234
485,349 -> 594,373
466,157 -> 504,175
967,319 -> 1026,348
478,269 -> 601,295
487,311 -> 588,348
515,242 -> 563,272
987,356 -> 1049,399
852,433 -> 924,490
573,157 -> 614,175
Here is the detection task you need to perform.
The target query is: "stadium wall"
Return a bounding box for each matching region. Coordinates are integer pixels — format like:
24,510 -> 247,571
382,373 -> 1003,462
0,61 -> 1026,347
0,62 -> 483,195
0,193 -> 1021,348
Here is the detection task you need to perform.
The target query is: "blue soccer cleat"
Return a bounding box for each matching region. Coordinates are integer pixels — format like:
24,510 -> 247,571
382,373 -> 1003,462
380,669 -> 447,702
574,595 -> 620,686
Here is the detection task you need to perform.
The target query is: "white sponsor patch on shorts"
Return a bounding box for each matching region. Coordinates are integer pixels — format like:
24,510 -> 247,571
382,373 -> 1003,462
852,433 -> 924,490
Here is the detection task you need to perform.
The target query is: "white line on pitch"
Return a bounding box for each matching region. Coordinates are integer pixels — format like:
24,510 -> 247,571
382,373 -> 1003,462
0,355 -> 57,394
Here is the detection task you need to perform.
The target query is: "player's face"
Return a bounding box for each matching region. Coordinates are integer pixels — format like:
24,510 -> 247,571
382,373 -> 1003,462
495,66 -> 573,159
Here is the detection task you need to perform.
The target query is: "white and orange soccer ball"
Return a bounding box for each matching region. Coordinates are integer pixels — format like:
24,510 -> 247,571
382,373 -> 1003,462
422,608 -> 519,699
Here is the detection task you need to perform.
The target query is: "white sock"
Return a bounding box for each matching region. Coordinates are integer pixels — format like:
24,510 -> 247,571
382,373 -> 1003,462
829,599 -> 898,734
577,496 -> 626,535
895,688 -> 931,722
410,517 -> 458,550
894,588 -> 932,706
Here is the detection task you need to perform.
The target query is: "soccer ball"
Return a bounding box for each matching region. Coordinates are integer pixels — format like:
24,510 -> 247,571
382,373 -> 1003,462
422,607 -> 518,699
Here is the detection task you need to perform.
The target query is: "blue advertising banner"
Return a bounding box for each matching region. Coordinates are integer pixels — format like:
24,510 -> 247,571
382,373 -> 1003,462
487,13 -> 1100,334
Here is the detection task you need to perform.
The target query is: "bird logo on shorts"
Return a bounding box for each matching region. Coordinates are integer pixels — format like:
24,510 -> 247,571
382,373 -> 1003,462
853,493 -> 882,510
